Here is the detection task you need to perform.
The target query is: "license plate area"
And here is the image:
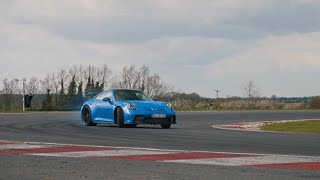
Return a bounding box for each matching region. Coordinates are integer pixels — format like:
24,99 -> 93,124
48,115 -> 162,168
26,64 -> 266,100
151,114 -> 166,118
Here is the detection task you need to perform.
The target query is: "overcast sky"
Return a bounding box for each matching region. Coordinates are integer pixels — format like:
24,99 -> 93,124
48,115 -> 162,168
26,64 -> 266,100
1,0 -> 320,98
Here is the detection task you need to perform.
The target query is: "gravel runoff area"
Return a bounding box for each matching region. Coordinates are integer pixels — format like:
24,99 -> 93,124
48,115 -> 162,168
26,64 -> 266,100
213,119 -> 320,132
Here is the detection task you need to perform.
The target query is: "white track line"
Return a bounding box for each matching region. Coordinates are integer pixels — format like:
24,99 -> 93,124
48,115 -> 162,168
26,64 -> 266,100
2,140 -> 320,170
30,149 -> 177,158
163,155 -> 320,166
0,143 -> 56,150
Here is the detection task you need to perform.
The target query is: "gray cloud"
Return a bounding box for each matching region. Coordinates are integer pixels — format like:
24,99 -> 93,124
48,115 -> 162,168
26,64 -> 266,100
219,1 -> 320,35
1,0 -> 320,97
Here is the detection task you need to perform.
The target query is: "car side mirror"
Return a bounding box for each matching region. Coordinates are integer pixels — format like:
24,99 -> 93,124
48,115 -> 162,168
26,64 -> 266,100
102,97 -> 111,102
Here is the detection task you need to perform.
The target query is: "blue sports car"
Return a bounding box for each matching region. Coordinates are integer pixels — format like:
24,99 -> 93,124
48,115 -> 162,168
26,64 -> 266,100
81,89 -> 176,128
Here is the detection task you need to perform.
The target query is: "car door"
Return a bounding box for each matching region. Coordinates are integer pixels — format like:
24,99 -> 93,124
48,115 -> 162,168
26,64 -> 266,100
94,92 -> 107,121
96,91 -> 114,122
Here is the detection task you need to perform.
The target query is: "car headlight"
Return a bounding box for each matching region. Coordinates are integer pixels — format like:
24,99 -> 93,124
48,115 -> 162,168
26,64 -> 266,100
167,103 -> 174,109
127,102 -> 137,110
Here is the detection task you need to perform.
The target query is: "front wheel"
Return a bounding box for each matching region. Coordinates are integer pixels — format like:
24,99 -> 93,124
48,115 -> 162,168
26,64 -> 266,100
81,106 -> 97,126
161,124 -> 171,129
116,107 -> 125,128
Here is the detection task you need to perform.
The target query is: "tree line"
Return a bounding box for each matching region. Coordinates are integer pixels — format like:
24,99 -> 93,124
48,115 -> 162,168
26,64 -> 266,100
0,65 -> 171,111
1,64 -> 320,111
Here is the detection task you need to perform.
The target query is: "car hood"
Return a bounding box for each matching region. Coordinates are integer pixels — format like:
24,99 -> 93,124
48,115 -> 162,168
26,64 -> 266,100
117,100 -> 169,110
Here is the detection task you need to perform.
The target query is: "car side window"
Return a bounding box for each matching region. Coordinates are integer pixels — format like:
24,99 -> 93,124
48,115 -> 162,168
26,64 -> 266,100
135,92 -> 147,101
95,91 -> 113,101
105,92 -> 113,101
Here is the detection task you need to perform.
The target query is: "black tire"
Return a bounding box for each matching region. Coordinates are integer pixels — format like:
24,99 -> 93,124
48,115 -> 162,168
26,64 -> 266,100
116,107 -> 125,128
161,124 -> 171,129
125,124 -> 137,128
81,106 -> 97,126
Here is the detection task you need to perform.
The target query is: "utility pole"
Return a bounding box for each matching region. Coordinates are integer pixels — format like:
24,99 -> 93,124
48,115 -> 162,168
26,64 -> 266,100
22,78 -> 26,112
213,90 -> 221,99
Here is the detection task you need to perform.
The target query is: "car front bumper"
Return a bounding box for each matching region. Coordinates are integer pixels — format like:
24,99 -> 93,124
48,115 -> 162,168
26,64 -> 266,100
133,115 -> 176,124
122,106 -> 176,125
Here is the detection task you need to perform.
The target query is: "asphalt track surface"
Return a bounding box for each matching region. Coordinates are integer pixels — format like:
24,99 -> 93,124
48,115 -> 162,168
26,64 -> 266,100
1,111 -> 320,179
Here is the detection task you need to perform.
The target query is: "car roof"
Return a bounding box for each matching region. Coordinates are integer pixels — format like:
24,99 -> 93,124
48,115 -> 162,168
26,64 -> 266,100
111,88 -> 141,91
107,88 -> 143,92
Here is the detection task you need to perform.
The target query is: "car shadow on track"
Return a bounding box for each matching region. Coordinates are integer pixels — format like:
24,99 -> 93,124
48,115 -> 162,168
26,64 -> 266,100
95,124 -> 177,129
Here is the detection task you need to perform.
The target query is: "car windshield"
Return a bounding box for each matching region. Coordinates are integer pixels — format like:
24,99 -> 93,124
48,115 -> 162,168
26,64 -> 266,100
114,90 -> 153,101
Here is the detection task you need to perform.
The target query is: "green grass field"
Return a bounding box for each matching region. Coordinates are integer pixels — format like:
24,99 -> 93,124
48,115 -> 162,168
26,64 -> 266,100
261,120 -> 320,134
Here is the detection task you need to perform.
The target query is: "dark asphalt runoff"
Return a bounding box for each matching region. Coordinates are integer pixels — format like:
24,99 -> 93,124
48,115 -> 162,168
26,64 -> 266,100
1,111 -> 320,180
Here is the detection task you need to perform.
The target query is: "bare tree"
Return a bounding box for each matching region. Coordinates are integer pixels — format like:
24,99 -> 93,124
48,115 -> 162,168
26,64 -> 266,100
120,65 -> 138,89
117,65 -> 153,90
77,65 -> 85,84
40,74 -> 54,110
68,65 -> 78,81
83,65 -> 98,92
2,78 -> 20,111
58,69 -> 68,95
243,80 -> 260,98
97,64 -> 112,89
145,74 -> 172,98
40,74 -> 52,93
109,75 -> 121,89
51,73 -> 60,109
84,65 -> 97,82
138,65 -> 151,91
113,65 -> 172,98
26,77 -> 40,96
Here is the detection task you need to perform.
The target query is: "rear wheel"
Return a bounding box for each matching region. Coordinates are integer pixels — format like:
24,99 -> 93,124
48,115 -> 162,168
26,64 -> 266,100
161,124 -> 171,129
116,107 -> 125,128
81,106 -> 97,126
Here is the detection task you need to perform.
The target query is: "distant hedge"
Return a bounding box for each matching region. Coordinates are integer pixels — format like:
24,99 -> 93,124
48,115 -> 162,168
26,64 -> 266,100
171,99 -> 308,111
309,96 -> 320,109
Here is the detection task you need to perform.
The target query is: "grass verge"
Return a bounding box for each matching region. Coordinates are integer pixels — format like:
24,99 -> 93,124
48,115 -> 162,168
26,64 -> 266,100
261,120 -> 320,134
